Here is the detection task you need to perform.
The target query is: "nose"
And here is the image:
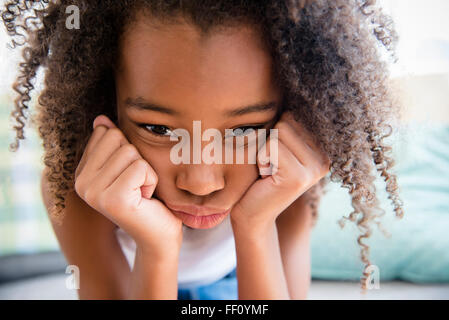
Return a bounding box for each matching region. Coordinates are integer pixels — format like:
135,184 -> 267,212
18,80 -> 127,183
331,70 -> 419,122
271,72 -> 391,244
176,163 -> 225,196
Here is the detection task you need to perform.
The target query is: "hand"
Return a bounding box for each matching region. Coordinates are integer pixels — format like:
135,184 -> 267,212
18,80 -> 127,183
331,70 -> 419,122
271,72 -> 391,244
230,111 -> 331,234
74,114 -> 183,257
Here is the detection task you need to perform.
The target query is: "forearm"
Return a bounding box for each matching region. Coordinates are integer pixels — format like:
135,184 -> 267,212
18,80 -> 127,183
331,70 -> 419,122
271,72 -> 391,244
276,195 -> 313,299
277,225 -> 311,300
127,246 -> 180,300
231,220 -> 291,300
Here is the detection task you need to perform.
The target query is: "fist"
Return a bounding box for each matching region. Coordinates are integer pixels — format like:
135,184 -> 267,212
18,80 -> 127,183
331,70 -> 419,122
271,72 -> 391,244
74,115 -> 183,256
230,111 -> 331,233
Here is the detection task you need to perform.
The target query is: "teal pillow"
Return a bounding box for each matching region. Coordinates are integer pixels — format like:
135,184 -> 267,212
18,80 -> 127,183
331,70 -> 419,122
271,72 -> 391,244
311,122 -> 449,282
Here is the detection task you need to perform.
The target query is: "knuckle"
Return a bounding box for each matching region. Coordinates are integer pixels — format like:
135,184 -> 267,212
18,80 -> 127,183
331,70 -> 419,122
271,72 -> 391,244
83,187 -> 95,204
96,192 -> 108,213
321,164 -> 330,177
74,159 -> 86,178
74,177 -> 84,196
274,121 -> 290,135
297,169 -> 311,188
289,177 -> 304,194
121,143 -> 139,158
311,165 -> 321,178
320,158 -> 331,176
108,127 -> 125,141
133,158 -> 148,171
310,166 -> 326,184
326,158 -> 332,170
284,168 -> 305,192
287,175 -> 300,188
74,166 -> 80,179
151,170 -> 159,185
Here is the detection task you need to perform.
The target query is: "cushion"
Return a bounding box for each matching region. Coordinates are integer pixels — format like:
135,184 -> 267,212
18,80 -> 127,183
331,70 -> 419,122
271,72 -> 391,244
311,121 -> 449,283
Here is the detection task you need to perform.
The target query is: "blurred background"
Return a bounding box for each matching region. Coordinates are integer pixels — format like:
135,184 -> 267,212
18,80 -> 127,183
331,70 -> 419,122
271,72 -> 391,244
0,0 -> 448,299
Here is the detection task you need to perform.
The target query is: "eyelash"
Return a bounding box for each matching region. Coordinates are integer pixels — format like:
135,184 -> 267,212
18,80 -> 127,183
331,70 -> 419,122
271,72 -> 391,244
137,123 -> 175,137
225,125 -> 267,138
137,123 -> 267,138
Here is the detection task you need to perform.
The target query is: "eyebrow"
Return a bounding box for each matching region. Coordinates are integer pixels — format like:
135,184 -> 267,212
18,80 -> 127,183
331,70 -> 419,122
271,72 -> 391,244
224,101 -> 278,117
124,97 -> 278,117
124,97 -> 180,115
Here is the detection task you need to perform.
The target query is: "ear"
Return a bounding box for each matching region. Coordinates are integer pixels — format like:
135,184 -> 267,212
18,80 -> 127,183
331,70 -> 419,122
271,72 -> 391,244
93,114 -> 117,130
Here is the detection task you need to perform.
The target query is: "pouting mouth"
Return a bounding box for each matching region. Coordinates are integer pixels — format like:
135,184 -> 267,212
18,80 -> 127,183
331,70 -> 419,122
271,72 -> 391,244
171,209 -> 230,217
166,203 -> 231,216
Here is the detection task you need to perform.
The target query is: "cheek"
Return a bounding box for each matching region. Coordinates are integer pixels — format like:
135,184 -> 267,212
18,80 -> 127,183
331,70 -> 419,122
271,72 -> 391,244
142,150 -> 174,177
226,163 -> 260,195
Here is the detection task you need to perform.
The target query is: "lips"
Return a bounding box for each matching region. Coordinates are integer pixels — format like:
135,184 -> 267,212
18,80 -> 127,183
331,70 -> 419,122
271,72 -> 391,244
170,208 -> 231,229
164,203 -> 232,229
166,203 -> 230,216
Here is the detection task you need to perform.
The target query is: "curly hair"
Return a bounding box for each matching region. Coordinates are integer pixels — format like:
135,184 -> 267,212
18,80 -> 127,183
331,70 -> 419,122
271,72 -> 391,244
2,0 -> 404,289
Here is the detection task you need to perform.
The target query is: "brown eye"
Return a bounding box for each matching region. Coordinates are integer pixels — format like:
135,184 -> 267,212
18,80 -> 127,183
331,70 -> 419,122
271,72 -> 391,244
148,125 -> 169,135
138,123 -> 176,138
227,125 -> 265,138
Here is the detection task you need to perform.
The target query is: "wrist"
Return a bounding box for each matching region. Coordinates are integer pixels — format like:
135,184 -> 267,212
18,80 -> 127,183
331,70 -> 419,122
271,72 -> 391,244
135,238 -> 182,261
135,244 -> 180,265
231,215 -> 276,241
129,243 -> 180,300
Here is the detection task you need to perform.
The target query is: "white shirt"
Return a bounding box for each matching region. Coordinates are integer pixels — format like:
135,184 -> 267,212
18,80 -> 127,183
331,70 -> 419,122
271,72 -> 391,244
114,213 -> 237,289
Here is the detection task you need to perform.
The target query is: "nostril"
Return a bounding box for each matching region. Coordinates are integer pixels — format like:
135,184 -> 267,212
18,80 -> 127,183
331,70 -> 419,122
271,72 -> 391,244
176,172 -> 225,197
182,185 -> 222,197
177,178 -> 225,197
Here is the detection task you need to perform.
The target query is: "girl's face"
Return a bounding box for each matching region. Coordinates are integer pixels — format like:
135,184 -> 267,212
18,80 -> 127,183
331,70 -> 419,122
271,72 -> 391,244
115,15 -> 282,229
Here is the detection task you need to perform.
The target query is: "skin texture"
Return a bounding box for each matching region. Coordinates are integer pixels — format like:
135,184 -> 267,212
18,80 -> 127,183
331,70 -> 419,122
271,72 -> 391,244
5,0 -> 405,292
115,19 -> 281,224
40,16 -> 330,299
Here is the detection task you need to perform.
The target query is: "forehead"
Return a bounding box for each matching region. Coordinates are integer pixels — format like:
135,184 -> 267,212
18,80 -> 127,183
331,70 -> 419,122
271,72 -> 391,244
115,15 -> 280,115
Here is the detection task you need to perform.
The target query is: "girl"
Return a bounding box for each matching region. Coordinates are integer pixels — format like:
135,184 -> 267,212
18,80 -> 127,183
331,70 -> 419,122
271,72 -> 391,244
2,0 -> 404,299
